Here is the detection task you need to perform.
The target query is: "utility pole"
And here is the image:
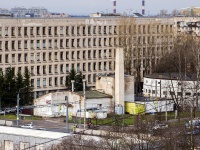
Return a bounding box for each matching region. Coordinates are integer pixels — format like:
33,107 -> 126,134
65,96 -> 69,133
82,79 -> 86,130
165,96 -> 168,122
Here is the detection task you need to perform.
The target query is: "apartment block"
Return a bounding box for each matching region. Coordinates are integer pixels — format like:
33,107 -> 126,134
0,16 -> 193,98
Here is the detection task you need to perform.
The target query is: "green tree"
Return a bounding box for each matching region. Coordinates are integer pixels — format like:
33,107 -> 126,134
21,68 -> 33,105
0,71 -> 4,109
66,69 -> 83,91
4,67 -> 17,106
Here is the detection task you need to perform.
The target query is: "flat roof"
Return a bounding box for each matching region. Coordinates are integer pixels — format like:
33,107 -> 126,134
76,90 -> 112,99
0,126 -> 68,139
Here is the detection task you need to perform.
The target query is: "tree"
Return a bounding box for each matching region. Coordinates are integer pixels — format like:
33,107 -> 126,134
66,68 -> 83,91
22,67 -> 34,105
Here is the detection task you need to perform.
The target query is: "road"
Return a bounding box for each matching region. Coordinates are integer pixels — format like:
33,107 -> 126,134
13,117 -> 75,132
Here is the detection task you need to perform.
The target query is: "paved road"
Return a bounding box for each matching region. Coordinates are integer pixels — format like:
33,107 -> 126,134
12,117 -> 75,132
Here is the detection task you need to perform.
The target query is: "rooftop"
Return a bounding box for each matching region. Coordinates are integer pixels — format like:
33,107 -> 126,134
144,73 -> 198,81
76,90 -> 112,99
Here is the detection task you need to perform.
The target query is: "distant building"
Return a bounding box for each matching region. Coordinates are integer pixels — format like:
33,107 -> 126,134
181,6 -> 200,16
0,8 -> 11,17
143,73 -> 199,99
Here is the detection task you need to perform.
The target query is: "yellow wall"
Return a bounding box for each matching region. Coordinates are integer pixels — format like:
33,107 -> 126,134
125,102 -> 145,115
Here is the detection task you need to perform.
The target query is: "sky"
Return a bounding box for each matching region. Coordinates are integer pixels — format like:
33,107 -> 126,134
1,0 -> 200,15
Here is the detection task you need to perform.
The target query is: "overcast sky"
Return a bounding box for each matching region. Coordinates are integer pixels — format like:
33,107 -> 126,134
1,0 -> 200,15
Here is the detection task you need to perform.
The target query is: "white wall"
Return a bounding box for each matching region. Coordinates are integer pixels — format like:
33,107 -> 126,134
143,77 -> 198,99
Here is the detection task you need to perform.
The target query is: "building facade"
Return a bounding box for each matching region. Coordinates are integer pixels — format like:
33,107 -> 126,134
0,16 -> 198,98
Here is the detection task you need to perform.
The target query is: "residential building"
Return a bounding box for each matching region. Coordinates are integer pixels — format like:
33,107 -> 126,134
0,16 -> 199,98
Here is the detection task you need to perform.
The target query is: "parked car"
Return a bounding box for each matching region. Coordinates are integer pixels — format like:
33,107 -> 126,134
0,111 -> 5,115
21,124 -> 35,129
185,120 -> 200,129
152,124 -> 168,130
186,129 -> 200,135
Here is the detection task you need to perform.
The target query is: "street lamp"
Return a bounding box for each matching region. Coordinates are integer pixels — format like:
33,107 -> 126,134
71,80 -> 75,92
82,79 -> 86,130
17,86 -> 27,127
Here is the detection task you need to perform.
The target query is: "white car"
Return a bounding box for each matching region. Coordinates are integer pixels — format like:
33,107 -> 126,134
21,124 -> 35,129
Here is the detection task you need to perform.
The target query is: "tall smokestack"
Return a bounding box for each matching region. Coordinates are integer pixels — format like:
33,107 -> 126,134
142,0 -> 145,15
113,1 -> 116,14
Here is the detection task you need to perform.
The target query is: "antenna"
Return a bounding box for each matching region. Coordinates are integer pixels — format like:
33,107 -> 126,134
142,0 -> 145,15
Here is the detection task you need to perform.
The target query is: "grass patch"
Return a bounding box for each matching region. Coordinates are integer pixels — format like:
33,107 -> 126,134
0,114 -> 42,120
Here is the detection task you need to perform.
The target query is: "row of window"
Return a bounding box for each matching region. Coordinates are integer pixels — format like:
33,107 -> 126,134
33,74 -> 97,88
145,89 -> 194,97
0,49 -> 114,63
0,61 -> 114,76
0,38 -> 116,51
0,24 -> 173,39
0,25 -> 117,37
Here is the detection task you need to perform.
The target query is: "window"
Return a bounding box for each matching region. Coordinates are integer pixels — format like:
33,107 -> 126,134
77,63 -> 80,71
83,51 -> 86,59
93,26 -> 96,34
37,78 -> 40,87
30,40 -> 34,49
24,40 -> 27,49
18,27 -> 21,36
12,41 -> 15,50
66,39 -> 69,47
72,51 -> 74,59
5,41 -> 8,50
36,40 -> 40,49
43,66 -> 46,74
55,77 -> 58,86
77,39 -> 80,47
60,64 -> 63,73
104,50 -> 106,58
83,63 -> 86,71
49,40 -> 52,48
60,39 -> 63,48
99,50 -> 101,58
49,65 -> 52,73
30,27 -> 33,36
54,40 -> 57,48
11,27 -> 15,36
36,27 -> 40,35
31,53 -> 34,62
60,26 -> 63,35
66,26 -> 69,35
43,52 -> 46,61
37,66 -> 40,74
77,51 -> 80,59
31,79 -> 34,87
104,62 -> 106,70
185,92 -> 191,96
48,27 -> 52,35
54,27 -> 58,35
66,64 -> 69,72
12,54 -> 15,63
18,54 -> 21,62
88,63 -> 91,71
98,62 -> 101,70
24,27 -> 27,36
49,77 -> 52,86
24,53 -> 28,62
43,78 -> 46,86
54,52 -> 58,60
60,52 -> 63,60
54,65 -> 58,73
37,53 -> 40,61
93,50 -> 96,58
43,40 -> 46,48
88,74 -> 91,83
93,38 -> 96,46
60,77 -> 63,85
88,50 -> 91,59
109,62 -> 112,70
66,52 -> 69,60
49,52 -> 52,61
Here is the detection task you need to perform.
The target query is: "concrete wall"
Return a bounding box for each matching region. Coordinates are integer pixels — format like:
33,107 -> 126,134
95,76 -> 115,96
124,76 -> 134,102
34,91 -> 112,117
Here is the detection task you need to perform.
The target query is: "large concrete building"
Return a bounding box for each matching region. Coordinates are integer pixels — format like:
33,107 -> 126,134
0,16 -> 198,98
